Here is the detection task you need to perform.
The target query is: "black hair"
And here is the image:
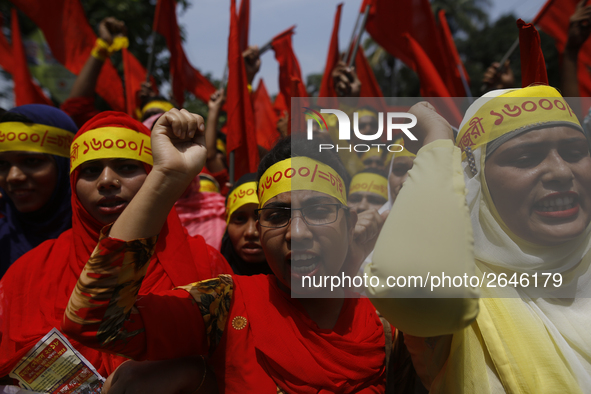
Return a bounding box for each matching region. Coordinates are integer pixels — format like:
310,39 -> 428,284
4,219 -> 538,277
257,135 -> 351,195
0,112 -> 34,124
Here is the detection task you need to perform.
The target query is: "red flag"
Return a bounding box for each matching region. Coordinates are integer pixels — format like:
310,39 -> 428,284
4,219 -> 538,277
0,13 -> 14,74
362,0 -> 454,97
252,79 -> 280,151
11,9 -> 52,106
273,91 -> 288,117
9,0 -> 126,111
355,47 -> 383,97
238,0 -> 250,52
122,48 -> 159,118
154,0 -> 216,106
319,4 -> 343,99
402,34 -> 450,97
517,19 -> 548,87
437,10 -> 470,96
271,26 -> 308,134
226,0 -> 259,180
403,34 -> 462,124
534,0 -> 591,95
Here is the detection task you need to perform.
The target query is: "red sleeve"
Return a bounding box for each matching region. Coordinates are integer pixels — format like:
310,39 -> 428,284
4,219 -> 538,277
208,244 -> 234,276
61,225 -> 208,361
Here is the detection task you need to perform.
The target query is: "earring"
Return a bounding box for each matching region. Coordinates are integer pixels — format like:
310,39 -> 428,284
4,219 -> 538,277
465,146 -> 478,176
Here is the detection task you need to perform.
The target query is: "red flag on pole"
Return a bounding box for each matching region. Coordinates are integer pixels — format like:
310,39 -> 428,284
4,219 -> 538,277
252,79 -> 280,151
362,0 -> 455,97
402,34 -> 450,98
517,19 -> 548,87
271,26 -> 308,134
9,0 -> 125,111
226,0 -> 260,180
11,9 -> 53,106
319,3 -> 343,99
154,0 -> 216,106
534,0 -> 591,95
437,10 -> 470,96
355,46 -> 383,97
122,48 -> 159,118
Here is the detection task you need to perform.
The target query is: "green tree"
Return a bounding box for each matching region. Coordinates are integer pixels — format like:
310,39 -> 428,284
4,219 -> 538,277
431,0 -> 491,35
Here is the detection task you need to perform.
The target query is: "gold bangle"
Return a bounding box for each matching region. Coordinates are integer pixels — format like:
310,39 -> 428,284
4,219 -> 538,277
193,355 -> 207,394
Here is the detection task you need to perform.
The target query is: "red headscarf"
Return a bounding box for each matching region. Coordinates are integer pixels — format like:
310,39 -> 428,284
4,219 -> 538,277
0,112 -> 231,378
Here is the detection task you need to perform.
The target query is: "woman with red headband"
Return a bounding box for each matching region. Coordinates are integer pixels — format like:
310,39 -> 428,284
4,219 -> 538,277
0,111 -> 231,386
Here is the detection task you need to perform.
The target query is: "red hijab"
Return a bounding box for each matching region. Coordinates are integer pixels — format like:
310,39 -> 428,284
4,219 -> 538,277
0,112 -> 231,377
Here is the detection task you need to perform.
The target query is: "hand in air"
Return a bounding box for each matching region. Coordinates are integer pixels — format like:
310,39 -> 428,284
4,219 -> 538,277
345,209 -> 389,277
98,17 -> 127,45
567,0 -> 591,51
403,102 -> 454,155
332,60 -> 361,97
151,109 -> 207,185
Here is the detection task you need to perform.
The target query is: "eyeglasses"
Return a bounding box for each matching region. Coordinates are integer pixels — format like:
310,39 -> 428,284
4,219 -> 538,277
255,203 -> 348,228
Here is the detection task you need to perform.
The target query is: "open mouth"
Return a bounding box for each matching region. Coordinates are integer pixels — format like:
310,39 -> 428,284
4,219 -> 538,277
291,253 -> 320,275
533,193 -> 579,218
97,197 -> 127,213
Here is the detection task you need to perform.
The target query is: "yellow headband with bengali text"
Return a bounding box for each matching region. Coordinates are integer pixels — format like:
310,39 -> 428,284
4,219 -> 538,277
141,100 -> 175,115
258,157 -> 347,207
226,181 -> 259,224
348,172 -> 388,200
0,122 -> 74,158
70,127 -> 153,173
456,86 -> 582,154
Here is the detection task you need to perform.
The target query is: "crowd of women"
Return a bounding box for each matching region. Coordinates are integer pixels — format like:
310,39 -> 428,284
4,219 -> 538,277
1,6 -> 591,394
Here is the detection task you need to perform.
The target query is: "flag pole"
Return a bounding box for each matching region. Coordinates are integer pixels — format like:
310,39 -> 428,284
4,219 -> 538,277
229,151 -> 235,185
343,7 -> 363,62
347,5 -> 370,67
479,37 -> 519,93
145,30 -> 157,82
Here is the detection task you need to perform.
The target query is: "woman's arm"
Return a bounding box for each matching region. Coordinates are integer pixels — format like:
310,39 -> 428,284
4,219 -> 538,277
365,102 -> 479,338
62,109 -> 213,358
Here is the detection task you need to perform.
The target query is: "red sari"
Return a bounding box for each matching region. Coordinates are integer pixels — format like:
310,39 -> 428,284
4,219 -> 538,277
0,112 -> 232,378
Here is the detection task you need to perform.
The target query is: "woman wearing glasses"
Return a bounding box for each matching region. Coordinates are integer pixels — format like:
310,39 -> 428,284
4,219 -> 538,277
60,108 -> 419,393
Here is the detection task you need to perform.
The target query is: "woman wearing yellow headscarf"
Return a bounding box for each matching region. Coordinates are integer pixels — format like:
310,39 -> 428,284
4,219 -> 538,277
366,86 -> 591,393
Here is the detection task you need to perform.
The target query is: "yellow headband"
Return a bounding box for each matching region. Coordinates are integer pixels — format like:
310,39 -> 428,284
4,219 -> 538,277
0,122 -> 74,158
216,138 -> 226,155
141,101 -> 175,115
200,177 -> 219,193
226,181 -> 258,224
258,157 -> 347,207
348,172 -> 388,200
457,86 -> 582,154
357,109 -> 378,120
70,127 -> 153,173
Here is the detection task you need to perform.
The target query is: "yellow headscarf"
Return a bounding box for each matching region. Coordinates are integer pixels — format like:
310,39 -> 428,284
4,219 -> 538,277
438,86 -> 589,393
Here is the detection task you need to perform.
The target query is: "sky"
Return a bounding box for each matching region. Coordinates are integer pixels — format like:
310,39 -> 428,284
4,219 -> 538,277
178,0 -> 549,97
0,0 -> 551,108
